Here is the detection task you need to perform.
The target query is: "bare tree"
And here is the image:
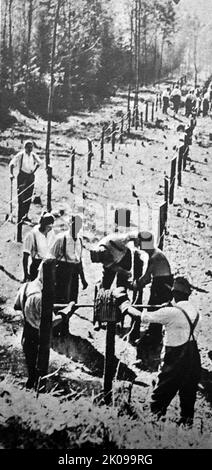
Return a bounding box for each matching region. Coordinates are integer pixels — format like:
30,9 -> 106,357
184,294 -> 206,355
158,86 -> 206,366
45,0 -> 62,211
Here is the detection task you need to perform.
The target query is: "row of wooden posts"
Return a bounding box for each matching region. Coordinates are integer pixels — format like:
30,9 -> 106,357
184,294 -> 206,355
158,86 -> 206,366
68,95 -> 163,192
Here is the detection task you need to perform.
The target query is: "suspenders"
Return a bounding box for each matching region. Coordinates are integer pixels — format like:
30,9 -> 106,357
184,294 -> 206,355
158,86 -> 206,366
176,305 -> 199,341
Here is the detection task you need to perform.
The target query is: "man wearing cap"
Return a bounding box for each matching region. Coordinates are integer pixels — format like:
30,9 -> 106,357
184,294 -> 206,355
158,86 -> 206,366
22,211 -> 56,282
9,141 -> 42,233
49,214 -> 88,303
134,231 -> 173,347
114,276 -> 201,426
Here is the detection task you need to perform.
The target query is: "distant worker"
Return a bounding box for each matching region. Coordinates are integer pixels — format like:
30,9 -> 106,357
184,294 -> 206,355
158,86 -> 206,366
134,231 -> 173,346
170,85 -> 182,116
23,211 -> 56,282
185,90 -> 194,118
162,88 -> 170,114
9,140 -> 42,241
49,214 -> 88,303
202,92 -> 210,117
114,276 -> 201,426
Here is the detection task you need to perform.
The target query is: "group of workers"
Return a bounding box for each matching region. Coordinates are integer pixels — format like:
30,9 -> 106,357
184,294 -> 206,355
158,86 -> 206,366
161,81 -> 212,118
10,139 -> 202,426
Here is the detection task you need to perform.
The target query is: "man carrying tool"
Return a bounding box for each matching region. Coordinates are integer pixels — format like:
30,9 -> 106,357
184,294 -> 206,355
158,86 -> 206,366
22,211 -> 56,282
9,140 -> 42,241
49,213 -> 88,303
114,276 -> 201,426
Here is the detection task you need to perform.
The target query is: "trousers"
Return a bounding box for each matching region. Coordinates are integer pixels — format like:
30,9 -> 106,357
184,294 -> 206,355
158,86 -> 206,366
151,340 -> 201,422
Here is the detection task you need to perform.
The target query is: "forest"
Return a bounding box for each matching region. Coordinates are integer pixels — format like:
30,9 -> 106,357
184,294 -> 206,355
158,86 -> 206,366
1,0 -> 210,123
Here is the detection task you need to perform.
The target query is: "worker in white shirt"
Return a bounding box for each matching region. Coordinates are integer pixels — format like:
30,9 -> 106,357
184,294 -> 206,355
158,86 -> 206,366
114,276 -> 201,426
23,211 -> 56,282
49,214 -> 88,303
9,140 -> 42,240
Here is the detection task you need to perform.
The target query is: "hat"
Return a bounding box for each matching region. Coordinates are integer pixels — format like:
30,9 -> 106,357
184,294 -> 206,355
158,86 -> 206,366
138,231 -> 155,250
90,247 -> 114,266
173,277 -> 191,295
39,211 -> 55,226
24,140 -> 33,148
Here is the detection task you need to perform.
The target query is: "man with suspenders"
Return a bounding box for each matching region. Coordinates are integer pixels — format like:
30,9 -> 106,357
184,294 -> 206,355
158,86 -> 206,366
114,276 -> 201,426
49,214 -> 88,303
22,211 -> 56,282
9,140 -> 42,241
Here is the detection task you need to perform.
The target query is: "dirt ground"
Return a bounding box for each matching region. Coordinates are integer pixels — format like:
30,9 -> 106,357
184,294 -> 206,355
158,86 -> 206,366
0,87 -> 212,450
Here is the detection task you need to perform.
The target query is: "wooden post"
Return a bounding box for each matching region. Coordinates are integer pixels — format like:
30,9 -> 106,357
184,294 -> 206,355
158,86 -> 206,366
17,211 -> 23,243
156,95 -> 158,112
158,202 -> 168,250
70,147 -> 75,193
36,260 -> 55,391
169,157 -> 177,205
183,145 -> 189,171
151,101 -> 155,122
164,173 -> 169,203
177,145 -> 184,186
127,109 -> 131,135
127,84 -> 131,112
87,139 -> 93,176
100,126 -> 105,166
111,121 -> 116,152
140,111 -> 143,130
104,322 -> 116,405
135,102 -> 139,130
120,116 -> 124,144
47,164 -> 52,212
145,102 -> 148,122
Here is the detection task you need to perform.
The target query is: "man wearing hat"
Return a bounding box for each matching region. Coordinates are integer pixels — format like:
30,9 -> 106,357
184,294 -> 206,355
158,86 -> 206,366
114,276 -> 201,426
49,214 -> 88,303
134,231 -> 173,347
9,141 -> 42,235
22,211 -> 56,282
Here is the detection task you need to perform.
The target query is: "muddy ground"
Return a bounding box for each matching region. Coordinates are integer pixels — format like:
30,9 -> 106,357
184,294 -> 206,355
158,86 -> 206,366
0,87 -> 212,450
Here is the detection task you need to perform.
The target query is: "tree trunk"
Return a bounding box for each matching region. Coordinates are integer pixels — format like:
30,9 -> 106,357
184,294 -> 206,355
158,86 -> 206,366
158,33 -> 165,82
25,0 -> 33,104
8,0 -> 14,94
45,0 -> 62,210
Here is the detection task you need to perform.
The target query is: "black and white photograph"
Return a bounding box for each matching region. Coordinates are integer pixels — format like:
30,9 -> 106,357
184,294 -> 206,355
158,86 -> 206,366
0,0 -> 212,463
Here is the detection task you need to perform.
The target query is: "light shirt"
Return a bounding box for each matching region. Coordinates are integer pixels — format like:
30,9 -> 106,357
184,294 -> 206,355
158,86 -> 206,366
171,88 -> 181,97
14,279 -> 42,330
23,225 -> 56,259
162,90 -> 169,98
9,150 -> 42,174
49,230 -> 82,263
140,300 -> 201,347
